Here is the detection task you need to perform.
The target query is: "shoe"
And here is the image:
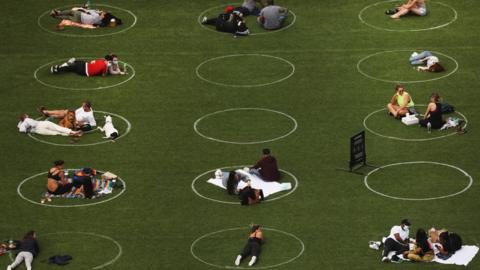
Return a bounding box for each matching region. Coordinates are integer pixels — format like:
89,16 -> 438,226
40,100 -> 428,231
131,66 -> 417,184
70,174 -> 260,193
390,255 -> 402,263
248,256 -> 257,266
50,66 -> 55,74
201,16 -> 207,24
381,256 -> 389,262
235,255 -> 242,266
375,241 -> 381,246
7,265 -> 12,270
385,9 -> 396,15
67,58 -> 76,65
37,106 -> 47,116
369,242 -> 379,250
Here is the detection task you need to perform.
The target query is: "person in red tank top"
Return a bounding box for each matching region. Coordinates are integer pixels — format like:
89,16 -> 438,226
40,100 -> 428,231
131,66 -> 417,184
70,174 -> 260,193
50,54 -> 126,77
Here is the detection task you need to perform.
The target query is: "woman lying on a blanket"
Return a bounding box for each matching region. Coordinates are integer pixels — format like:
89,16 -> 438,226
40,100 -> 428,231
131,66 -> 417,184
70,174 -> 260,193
226,171 -> 264,205
47,161 -> 94,199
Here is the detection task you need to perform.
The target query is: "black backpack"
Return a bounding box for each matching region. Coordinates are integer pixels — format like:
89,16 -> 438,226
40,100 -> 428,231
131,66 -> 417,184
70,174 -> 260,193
449,233 -> 463,253
48,255 -> 73,265
441,102 -> 455,114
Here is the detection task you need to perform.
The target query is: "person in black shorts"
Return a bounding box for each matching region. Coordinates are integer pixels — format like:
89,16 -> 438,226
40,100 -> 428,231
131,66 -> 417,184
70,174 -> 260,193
47,160 -> 73,196
235,224 -> 264,266
201,6 -> 250,36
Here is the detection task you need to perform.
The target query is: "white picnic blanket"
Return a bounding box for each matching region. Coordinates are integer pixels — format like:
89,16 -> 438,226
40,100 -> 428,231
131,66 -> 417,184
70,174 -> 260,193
207,169 -> 291,198
433,245 -> 479,266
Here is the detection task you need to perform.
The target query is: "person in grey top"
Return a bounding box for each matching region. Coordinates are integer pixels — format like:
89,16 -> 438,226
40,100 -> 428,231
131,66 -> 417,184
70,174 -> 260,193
258,1 -> 288,30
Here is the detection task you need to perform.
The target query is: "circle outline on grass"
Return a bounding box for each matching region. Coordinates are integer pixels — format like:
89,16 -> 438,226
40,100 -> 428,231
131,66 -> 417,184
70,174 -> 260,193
34,57 -> 136,90
27,110 -> 132,147
38,4 -> 137,37
8,232 -> 122,269
358,0 -> 457,32
197,4 -> 297,36
196,54 -> 295,87
364,161 -> 473,200
191,165 -> 298,204
191,226 -> 305,269
194,108 -> 298,144
17,169 -> 127,208
357,50 -> 458,83
363,105 -> 468,141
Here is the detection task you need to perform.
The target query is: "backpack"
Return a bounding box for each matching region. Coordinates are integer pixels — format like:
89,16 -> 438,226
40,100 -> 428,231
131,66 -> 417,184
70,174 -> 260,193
441,102 -> 455,114
48,255 -> 73,265
449,233 -> 463,253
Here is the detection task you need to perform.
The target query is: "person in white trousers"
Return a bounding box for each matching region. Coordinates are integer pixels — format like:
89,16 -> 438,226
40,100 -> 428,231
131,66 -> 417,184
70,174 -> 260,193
17,114 -> 82,137
7,231 -> 39,270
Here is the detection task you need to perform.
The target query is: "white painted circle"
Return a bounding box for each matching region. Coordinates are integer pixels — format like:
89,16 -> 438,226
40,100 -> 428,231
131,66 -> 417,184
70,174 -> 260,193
364,161 -> 473,200
8,232 -> 122,269
194,108 -> 298,144
191,165 -> 298,204
196,54 -> 295,87
357,50 -> 458,83
191,227 -> 305,269
363,105 -> 468,141
27,110 -> 132,147
34,58 -> 136,90
38,4 -> 137,37
17,169 -> 126,208
197,4 -> 296,36
358,0 -> 457,32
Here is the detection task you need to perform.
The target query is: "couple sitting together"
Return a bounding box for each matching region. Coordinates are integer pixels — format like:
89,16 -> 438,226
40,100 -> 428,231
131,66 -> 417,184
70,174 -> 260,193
387,85 -> 445,131
46,160 -> 120,200
50,3 -> 122,30
371,219 -> 463,263
17,101 -> 96,137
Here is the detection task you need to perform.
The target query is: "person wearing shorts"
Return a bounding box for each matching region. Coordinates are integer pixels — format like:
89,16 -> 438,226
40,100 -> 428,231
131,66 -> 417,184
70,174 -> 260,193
390,0 -> 427,19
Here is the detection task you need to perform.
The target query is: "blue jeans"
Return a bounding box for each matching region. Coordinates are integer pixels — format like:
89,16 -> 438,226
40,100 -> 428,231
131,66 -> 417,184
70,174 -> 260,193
410,51 -> 432,65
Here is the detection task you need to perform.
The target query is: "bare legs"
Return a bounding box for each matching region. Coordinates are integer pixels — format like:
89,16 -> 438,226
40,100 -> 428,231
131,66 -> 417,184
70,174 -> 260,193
387,103 -> 408,118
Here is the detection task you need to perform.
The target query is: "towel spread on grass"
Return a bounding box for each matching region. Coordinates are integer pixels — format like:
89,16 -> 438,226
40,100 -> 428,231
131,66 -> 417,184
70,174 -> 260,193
207,169 -> 292,198
44,178 -> 115,198
433,245 -> 479,266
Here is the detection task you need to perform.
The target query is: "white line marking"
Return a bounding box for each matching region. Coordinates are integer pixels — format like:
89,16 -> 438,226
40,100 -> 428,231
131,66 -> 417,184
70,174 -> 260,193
358,0 -> 457,32
191,165 -> 298,204
195,54 -> 295,87
363,104 -> 468,141
191,226 -> 305,269
197,4 -> 296,36
37,4 -> 137,37
357,50 -> 459,83
17,169 -> 126,208
364,161 -> 473,200
27,110 -> 132,147
194,108 -> 298,144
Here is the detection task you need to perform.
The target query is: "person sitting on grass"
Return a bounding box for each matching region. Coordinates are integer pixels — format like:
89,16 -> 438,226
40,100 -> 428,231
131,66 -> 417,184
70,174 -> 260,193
402,228 -> 434,262
235,224 -> 264,267
419,93 -> 445,131
387,84 -> 416,119
257,0 -> 289,30
17,114 -> 82,137
50,53 -> 126,77
250,148 -> 281,182
47,160 -> 73,196
6,231 -> 39,270
39,100 -> 97,132
387,0 -> 426,19
51,5 -> 122,30
201,6 -> 250,36
410,51 -> 445,72
381,219 -> 412,263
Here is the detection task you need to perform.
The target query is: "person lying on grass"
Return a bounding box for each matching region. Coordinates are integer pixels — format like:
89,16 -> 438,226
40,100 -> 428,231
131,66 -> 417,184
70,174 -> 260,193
410,51 -> 445,72
226,171 -> 264,205
50,5 -> 122,31
6,231 -> 39,270
201,6 -> 250,36
17,113 -> 82,137
50,53 -> 126,77
235,224 -> 264,267
419,93 -> 445,131
386,0 -> 427,19
387,84 -> 416,119
39,100 -> 97,132
257,0 -> 289,30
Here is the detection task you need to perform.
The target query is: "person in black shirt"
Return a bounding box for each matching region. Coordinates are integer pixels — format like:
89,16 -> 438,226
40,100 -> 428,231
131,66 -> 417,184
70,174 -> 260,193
235,224 -> 264,266
403,228 -> 434,262
7,231 -> 39,270
201,6 -> 250,36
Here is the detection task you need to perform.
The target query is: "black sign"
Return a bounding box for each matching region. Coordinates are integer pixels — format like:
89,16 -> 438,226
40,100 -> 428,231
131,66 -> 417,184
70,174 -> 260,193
350,130 -> 366,171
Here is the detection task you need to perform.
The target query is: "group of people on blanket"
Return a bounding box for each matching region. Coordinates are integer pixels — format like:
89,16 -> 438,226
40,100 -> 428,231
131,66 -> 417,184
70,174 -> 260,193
225,148 -> 280,205
47,160 -> 100,199
201,0 -> 289,36
370,219 -> 463,263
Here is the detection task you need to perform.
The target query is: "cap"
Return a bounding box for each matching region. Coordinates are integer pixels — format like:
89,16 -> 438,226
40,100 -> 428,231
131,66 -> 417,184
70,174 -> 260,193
401,219 -> 411,226
225,6 -> 234,13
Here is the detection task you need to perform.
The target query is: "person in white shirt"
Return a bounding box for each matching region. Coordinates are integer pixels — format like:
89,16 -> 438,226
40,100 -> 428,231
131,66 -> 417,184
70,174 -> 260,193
381,219 -> 411,263
17,114 -> 81,137
410,51 -> 445,72
258,1 -> 289,30
39,101 -> 97,131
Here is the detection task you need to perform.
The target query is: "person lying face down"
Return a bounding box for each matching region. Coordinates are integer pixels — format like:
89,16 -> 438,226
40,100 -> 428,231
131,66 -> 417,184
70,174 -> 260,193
17,114 -> 82,137
250,148 -> 281,181
410,51 -> 445,72
235,224 -> 264,267
50,54 -> 126,77
201,6 -> 250,36
6,230 -> 39,270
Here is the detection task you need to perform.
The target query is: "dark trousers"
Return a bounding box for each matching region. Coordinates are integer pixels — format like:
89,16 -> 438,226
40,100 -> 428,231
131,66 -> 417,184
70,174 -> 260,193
73,176 -> 94,198
50,183 -> 73,195
241,240 -> 261,258
57,61 -> 87,76
382,238 -> 408,258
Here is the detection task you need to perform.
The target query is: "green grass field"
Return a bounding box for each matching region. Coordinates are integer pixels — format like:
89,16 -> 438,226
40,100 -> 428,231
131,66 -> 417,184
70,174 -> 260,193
1,0 -> 479,269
